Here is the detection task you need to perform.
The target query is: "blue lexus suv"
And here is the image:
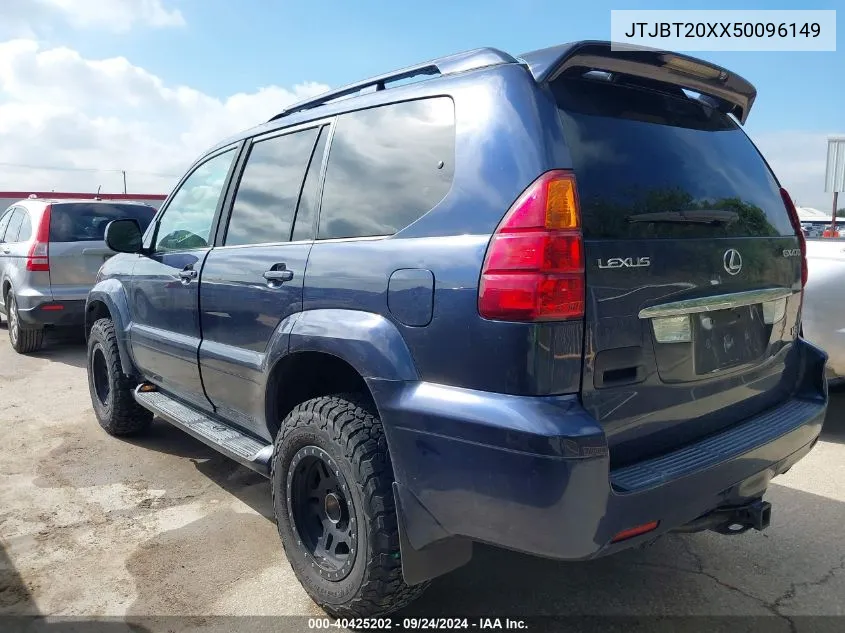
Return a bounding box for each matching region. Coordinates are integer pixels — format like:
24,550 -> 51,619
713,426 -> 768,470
84,41 -> 827,616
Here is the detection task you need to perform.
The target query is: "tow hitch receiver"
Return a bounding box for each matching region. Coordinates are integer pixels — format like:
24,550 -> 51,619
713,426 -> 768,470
725,499 -> 772,533
675,499 -> 772,535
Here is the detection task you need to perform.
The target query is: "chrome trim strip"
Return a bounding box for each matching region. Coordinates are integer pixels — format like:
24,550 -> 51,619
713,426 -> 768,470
638,287 -> 796,319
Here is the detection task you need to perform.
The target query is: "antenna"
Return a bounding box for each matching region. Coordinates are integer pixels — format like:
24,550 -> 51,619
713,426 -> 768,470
95,185 -> 102,201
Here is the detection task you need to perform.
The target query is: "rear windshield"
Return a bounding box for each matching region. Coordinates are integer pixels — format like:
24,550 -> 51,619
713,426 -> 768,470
552,77 -> 794,239
50,203 -> 155,242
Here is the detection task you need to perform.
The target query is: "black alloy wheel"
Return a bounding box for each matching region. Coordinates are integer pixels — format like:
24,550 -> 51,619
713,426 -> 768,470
90,346 -> 111,407
287,445 -> 358,580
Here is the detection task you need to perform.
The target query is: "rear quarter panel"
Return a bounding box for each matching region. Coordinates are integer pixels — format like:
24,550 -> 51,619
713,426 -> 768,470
1,247 -> 45,306
304,64 -> 583,395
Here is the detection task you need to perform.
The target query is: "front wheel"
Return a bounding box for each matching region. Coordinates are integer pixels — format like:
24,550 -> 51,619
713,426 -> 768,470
7,293 -> 44,354
87,318 -> 152,436
272,394 -> 427,617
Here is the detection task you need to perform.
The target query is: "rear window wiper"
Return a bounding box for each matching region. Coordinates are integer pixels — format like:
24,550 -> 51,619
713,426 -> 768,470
628,209 -> 739,225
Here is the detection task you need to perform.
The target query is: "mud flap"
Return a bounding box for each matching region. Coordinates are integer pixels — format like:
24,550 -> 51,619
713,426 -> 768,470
393,482 -> 472,585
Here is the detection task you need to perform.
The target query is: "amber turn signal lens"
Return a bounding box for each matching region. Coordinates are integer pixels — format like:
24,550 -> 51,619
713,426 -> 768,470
545,175 -> 579,230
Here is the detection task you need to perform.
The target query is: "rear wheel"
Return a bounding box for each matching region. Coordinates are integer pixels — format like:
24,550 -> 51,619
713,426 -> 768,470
7,293 -> 44,354
87,317 -> 152,436
272,394 -> 427,617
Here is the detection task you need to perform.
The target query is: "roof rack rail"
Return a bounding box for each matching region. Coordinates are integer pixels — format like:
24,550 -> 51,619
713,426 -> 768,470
269,47 -> 517,122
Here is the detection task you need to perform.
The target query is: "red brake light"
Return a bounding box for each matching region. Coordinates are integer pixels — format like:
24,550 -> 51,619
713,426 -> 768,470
780,188 -> 807,287
479,171 -> 585,321
26,204 -> 51,272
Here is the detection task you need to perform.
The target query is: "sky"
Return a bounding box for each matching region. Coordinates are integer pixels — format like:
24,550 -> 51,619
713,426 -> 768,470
0,0 -> 842,209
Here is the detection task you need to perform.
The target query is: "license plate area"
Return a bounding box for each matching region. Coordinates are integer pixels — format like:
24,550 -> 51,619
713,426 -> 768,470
694,304 -> 767,374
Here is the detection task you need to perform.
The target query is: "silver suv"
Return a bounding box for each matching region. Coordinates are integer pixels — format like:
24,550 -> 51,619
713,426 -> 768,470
0,197 -> 155,353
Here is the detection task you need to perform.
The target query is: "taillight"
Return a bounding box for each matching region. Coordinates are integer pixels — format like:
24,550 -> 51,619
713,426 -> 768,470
26,204 -> 51,272
478,171 -> 585,321
780,188 -> 807,287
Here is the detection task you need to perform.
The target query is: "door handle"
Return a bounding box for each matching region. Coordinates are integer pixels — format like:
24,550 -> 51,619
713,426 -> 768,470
263,265 -> 294,283
1,247 -> 9,254
178,268 -> 198,282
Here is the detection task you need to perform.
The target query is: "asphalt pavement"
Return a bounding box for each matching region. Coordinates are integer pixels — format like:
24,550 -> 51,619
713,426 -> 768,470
1,326 -> 843,632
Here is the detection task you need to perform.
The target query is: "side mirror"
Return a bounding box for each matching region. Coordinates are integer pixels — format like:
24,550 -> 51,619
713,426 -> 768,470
105,219 -> 144,254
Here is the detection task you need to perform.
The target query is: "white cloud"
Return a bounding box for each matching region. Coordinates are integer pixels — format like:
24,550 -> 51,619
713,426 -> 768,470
0,37 -> 835,211
750,130 -> 839,211
42,0 -> 185,30
0,40 -> 329,195
1,0 -> 185,34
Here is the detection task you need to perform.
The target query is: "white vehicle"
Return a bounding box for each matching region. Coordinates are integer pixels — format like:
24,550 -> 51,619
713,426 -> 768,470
803,239 -> 845,382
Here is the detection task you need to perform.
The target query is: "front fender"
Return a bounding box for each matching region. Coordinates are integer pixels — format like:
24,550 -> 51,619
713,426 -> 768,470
282,309 -> 419,381
86,279 -> 136,377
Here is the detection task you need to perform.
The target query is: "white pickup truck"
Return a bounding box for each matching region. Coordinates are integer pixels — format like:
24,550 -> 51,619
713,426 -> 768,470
803,239 -> 845,382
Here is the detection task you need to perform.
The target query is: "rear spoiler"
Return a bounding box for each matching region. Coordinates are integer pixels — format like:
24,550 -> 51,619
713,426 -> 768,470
519,41 -> 756,124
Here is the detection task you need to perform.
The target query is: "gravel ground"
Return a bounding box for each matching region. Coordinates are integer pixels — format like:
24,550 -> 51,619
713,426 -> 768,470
1,326 -> 844,632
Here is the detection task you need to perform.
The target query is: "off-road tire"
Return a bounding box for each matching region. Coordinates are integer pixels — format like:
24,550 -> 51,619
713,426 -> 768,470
7,292 -> 44,354
87,317 -> 152,436
272,394 -> 428,617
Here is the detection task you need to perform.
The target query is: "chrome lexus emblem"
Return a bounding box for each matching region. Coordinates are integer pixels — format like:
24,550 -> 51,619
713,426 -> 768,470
723,249 -> 742,275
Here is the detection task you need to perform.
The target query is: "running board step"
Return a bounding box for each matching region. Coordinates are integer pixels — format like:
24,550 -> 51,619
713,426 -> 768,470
133,387 -> 273,477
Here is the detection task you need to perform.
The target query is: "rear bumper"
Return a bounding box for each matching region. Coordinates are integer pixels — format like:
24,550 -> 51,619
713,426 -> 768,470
370,337 -> 827,563
17,299 -> 86,327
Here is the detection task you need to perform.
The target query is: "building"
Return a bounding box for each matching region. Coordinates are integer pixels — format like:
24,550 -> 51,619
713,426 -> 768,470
797,206 -> 839,238
796,206 -> 830,222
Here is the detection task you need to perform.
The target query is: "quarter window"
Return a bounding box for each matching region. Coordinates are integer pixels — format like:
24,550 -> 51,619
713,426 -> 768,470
318,98 -> 455,240
16,211 -> 32,242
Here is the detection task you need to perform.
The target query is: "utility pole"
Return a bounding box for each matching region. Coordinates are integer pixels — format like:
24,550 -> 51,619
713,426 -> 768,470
122,170 -> 127,194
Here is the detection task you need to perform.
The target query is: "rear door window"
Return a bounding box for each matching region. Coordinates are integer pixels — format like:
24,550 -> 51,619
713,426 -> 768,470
318,97 -> 455,240
291,127 -> 328,242
552,77 -> 793,239
50,203 -> 156,242
224,126 -> 320,246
